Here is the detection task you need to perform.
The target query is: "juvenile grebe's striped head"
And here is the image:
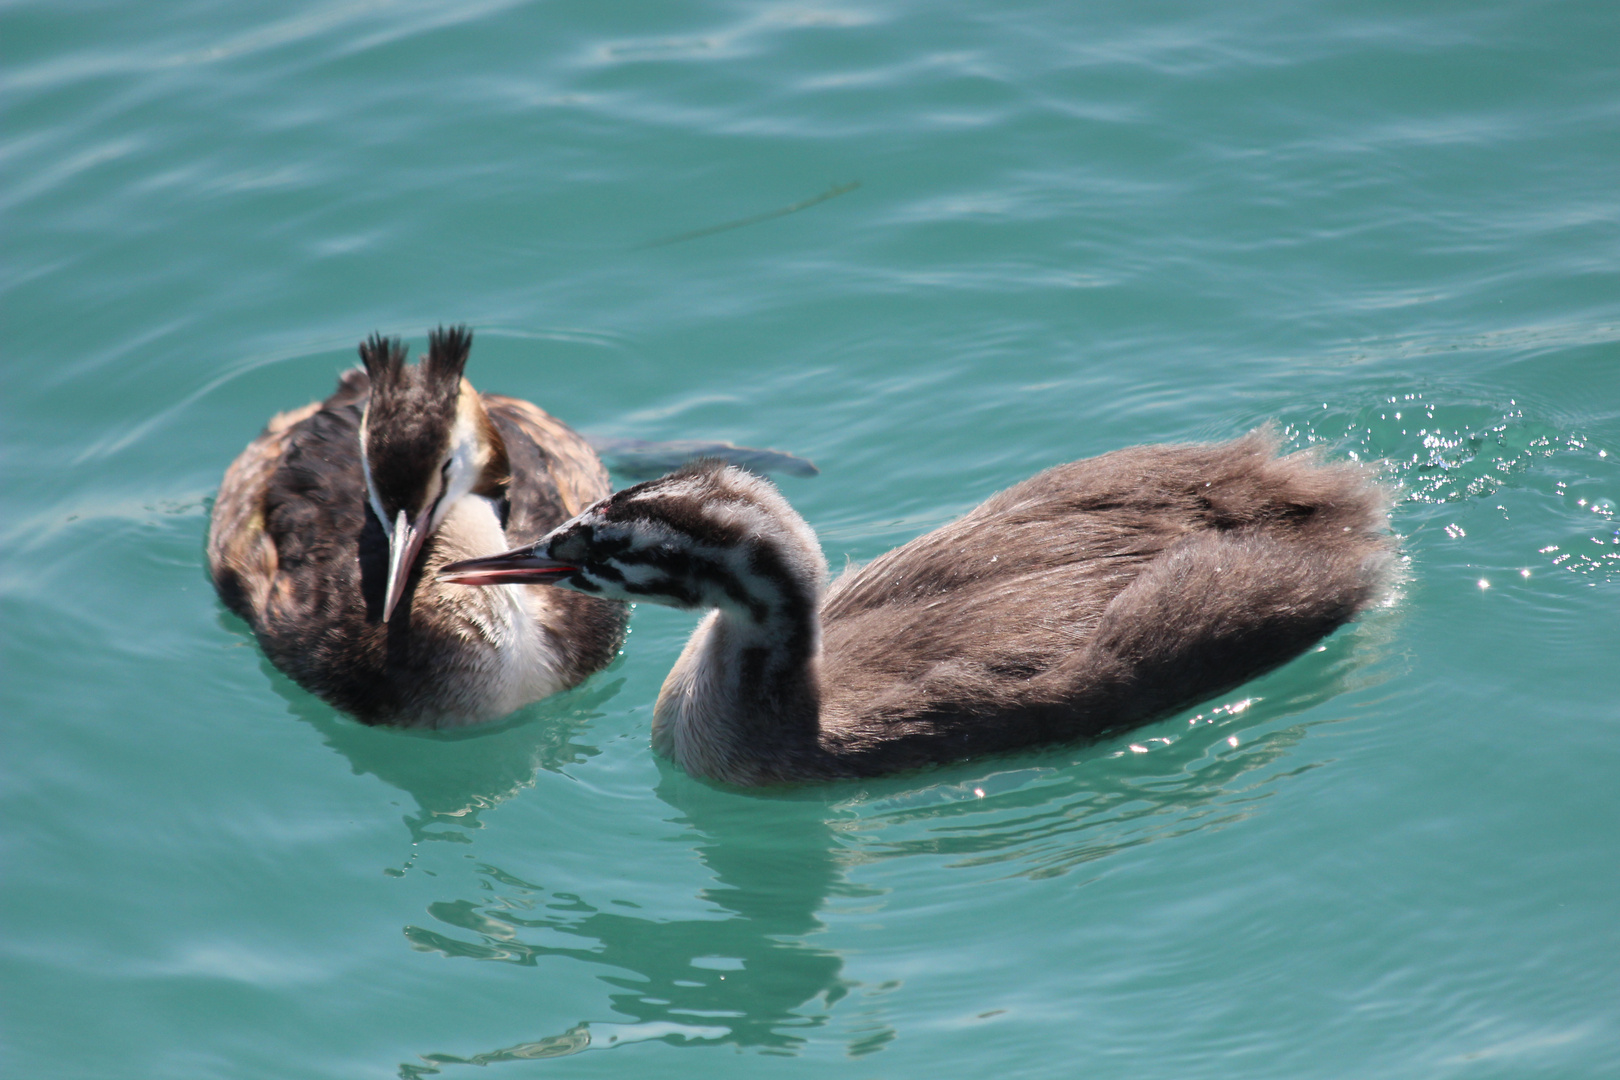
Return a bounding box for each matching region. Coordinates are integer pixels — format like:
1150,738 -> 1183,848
358,325 -> 508,622
440,462 -> 827,623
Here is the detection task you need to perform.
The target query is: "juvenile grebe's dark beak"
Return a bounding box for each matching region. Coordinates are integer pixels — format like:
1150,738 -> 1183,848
438,546 -> 579,587
382,508 -> 430,623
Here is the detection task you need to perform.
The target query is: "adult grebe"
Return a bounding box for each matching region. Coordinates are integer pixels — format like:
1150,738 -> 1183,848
208,326 -> 626,726
440,431 -> 1397,783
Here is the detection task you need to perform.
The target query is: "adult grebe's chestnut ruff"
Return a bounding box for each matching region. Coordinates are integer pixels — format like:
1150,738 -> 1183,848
441,431 -> 1397,783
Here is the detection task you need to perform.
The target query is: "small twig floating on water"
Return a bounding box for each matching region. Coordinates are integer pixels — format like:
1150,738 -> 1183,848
636,180 -> 861,249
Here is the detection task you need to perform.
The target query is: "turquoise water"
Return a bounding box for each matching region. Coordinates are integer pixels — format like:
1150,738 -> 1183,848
4,0 -> 1619,1075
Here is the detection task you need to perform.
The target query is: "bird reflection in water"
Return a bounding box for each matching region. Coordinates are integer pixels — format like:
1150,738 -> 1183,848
255,644 -> 623,845
396,765 -> 864,1074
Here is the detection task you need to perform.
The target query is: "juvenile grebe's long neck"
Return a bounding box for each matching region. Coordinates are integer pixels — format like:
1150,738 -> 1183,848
650,531 -> 828,785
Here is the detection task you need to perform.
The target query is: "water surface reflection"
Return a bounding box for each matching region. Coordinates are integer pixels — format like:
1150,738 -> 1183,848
257,638 -> 624,843
392,617 -> 1396,1072
402,767 -> 856,1070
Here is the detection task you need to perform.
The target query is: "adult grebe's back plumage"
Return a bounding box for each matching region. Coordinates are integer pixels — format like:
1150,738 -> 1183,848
441,430 -> 1397,782
208,327 -> 626,726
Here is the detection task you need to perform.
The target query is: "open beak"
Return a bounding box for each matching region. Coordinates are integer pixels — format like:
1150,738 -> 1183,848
382,508 -> 429,623
437,545 -> 578,587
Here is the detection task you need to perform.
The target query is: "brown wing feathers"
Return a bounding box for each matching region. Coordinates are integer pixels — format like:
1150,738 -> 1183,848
815,432 -> 1394,770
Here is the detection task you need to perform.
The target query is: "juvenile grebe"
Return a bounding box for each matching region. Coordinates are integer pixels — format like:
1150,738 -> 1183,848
441,431 -> 1397,783
208,326 -> 626,726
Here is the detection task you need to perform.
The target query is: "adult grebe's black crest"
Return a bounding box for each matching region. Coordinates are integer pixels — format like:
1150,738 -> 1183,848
207,326 -> 626,726
442,432 -> 1398,783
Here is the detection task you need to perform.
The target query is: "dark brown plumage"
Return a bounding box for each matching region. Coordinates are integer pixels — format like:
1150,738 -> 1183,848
441,430 -> 1398,783
208,328 -> 627,726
